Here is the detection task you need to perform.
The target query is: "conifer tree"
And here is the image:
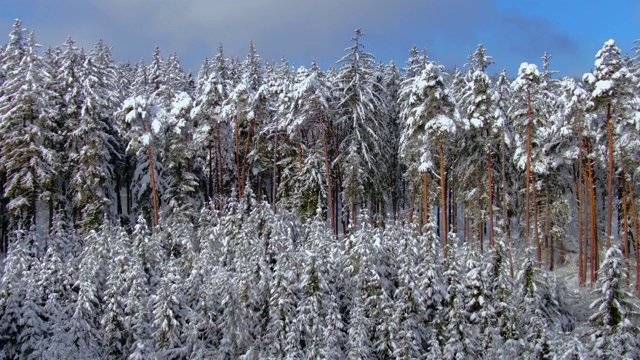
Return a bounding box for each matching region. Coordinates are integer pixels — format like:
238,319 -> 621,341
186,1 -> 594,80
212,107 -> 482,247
333,29 -> 385,229
0,21 -> 57,227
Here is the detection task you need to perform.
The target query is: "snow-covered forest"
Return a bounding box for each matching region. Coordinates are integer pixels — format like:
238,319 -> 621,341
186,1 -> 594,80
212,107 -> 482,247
1,20 -> 640,359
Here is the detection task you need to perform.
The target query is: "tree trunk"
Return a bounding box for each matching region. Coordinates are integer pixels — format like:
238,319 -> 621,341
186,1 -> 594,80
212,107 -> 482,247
409,184 -> 416,225
586,140 -> 598,284
577,160 -> 585,285
622,173 -> 630,282
216,123 -> 223,198
533,175 -> 541,266
440,143 -> 447,251
627,179 -> 640,295
423,172 -> 429,226
501,133 -> 510,243
239,120 -> 256,198
525,92 -> 533,249
272,132 -> 279,210
297,128 -> 303,170
209,143 -> 213,201
234,118 -> 241,198
320,118 -> 336,236
606,102 -> 614,249
487,146 -> 494,247
545,181 -> 553,271
147,144 -> 159,230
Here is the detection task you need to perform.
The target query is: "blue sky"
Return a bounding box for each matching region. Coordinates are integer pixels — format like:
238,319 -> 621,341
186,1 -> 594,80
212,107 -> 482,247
1,0 -> 638,77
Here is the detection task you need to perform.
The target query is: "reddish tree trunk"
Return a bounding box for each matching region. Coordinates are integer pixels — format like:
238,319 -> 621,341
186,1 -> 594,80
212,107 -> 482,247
627,179 -> 640,295
440,143 -> 448,251
147,144 -> 159,230
320,117 -> 336,236
525,93 -> 533,249
216,122 -> 223,197
577,158 -> 585,285
487,146 -> 494,247
423,172 -> 429,226
606,102 -> 614,248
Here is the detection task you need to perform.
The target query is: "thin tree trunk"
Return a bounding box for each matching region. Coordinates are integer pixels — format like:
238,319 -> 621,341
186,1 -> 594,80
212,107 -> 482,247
209,143 -> 213,200
147,144 -> 159,230
216,122 -> 223,197
423,172 -> 429,226
234,118 -> 241,197
320,118 -> 335,235
577,159 -> 585,285
272,132 -> 278,210
239,120 -> 256,198
622,173 -> 630,282
622,173 -> 629,260
606,102 -> 614,249
533,174 -> 541,266
501,132 -> 510,244
297,128 -> 303,170
627,179 -> 640,295
586,140 -> 598,284
546,181 -> 553,271
408,184 -> 416,225
525,92 -> 533,249
48,197 -> 54,234
440,143 -> 447,250
487,146 -> 494,247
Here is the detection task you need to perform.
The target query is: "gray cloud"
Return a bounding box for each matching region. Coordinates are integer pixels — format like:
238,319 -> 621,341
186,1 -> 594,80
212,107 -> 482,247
1,0 -> 586,76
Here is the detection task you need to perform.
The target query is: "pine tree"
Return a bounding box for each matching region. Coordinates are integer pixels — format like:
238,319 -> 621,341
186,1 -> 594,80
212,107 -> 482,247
588,246 -> 640,359
66,45 -> 120,231
400,58 -> 455,245
584,39 -> 638,251
333,29 -> 386,229
0,21 -> 57,228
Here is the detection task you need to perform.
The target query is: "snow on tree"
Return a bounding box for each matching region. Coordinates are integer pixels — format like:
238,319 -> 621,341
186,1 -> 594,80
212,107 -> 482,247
0,230 -> 36,358
399,57 -> 455,243
279,62 -> 335,223
0,21 -> 57,227
66,44 -> 120,231
455,44 -> 501,250
151,255 -> 187,358
588,246 -> 640,359
220,42 -> 271,199
584,39 -> 639,250
191,44 -> 234,202
333,29 -> 386,228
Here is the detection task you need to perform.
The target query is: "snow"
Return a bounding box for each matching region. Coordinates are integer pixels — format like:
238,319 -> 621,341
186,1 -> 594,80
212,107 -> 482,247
169,91 -> 191,116
592,79 -> 613,98
141,133 -> 151,146
518,62 -> 540,77
151,117 -> 162,134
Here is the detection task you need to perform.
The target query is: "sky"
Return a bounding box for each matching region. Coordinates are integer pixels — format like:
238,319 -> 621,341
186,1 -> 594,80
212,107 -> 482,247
0,0 -> 638,78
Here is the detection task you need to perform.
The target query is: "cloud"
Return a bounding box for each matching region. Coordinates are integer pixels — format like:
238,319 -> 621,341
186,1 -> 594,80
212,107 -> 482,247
1,0 -> 584,75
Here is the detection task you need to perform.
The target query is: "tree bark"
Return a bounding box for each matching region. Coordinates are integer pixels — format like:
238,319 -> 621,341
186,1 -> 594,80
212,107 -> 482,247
234,118 -> 241,198
533,175 -> 541,266
545,181 -> 553,271
586,140 -> 598,284
320,117 -> 335,235
606,102 -> 614,248
216,123 -> 223,198
487,146 -> 494,247
272,132 -> 279,210
423,172 -> 429,227
147,144 -> 159,230
627,179 -> 640,295
577,159 -> 585,285
440,143 -> 447,251
525,92 -> 533,249
239,120 -> 256,198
